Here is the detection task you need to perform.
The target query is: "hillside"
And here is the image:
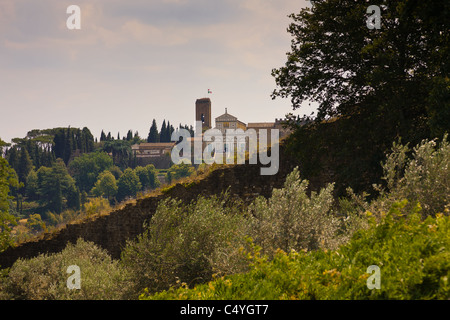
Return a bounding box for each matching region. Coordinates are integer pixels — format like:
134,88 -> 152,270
0,135 -> 448,300
0,145 -> 297,269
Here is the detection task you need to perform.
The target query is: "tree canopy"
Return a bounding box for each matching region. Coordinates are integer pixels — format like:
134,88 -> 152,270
68,152 -> 113,193
0,156 -> 19,252
36,159 -> 80,214
271,0 -> 449,195
91,171 -> 118,201
147,119 -> 159,143
272,0 -> 449,139
117,168 -> 142,202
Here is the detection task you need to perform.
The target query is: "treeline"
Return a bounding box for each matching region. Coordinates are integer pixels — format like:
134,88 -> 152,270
98,119 -> 194,144
4,120 -> 194,187
0,119 -> 197,239
1,136 -> 448,299
271,0 -> 449,197
147,119 -> 194,143
5,127 -> 95,183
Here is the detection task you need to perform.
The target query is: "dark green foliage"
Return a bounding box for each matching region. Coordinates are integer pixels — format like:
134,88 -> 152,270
5,147 -> 18,174
25,170 -> 39,200
91,171 -> 118,201
68,152 -> 113,193
147,202 -> 449,300
179,124 -> 194,137
81,127 -> 95,153
134,165 -> 159,191
160,120 -> 167,143
100,140 -> 132,169
159,120 -> 175,143
116,168 -> 142,202
0,156 -> 19,253
271,0 -> 449,196
100,130 -> 107,142
147,119 -> 159,143
108,165 -> 123,180
7,127 -> 94,170
17,148 -> 32,185
1,138 -> 448,299
126,130 -> 133,141
166,163 -> 195,184
272,0 -> 448,123
36,159 -> 79,214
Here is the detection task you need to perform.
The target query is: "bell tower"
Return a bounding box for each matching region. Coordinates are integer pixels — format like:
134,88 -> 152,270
195,98 -> 212,131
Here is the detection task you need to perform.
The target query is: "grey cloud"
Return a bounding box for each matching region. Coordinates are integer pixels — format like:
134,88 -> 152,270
3,0 -> 68,42
103,0 -> 247,27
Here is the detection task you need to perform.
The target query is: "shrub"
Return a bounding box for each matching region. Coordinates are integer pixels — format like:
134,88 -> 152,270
0,238 -> 129,300
116,168 -> 142,202
372,135 -> 450,218
120,194 -> 250,296
166,163 -> 195,184
248,167 -> 342,257
83,197 -> 111,218
144,201 -> 449,300
91,170 -> 118,201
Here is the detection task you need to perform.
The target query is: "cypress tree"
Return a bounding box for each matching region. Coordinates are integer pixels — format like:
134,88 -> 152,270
63,128 -> 72,165
126,130 -> 133,141
33,143 -> 41,169
7,147 -> 19,173
54,178 -> 63,214
53,129 -> 65,160
167,121 -> 174,142
82,127 -> 94,153
147,119 -> 159,143
160,120 -> 167,142
17,147 -> 33,184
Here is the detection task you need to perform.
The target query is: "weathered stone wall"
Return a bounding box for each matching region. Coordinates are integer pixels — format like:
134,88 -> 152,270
0,147 -> 298,269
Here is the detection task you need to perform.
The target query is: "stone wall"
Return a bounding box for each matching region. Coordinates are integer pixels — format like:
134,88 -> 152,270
0,146 -> 298,269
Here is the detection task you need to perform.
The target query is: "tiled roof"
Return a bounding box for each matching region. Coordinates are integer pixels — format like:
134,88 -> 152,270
132,143 -> 176,150
247,122 -> 275,128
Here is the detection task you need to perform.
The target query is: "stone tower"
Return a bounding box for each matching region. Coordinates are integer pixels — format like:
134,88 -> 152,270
195,98 -> 212,130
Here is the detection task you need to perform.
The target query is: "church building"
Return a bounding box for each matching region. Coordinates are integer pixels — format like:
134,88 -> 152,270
133,97 -> 291,168
215,108 -> 247,133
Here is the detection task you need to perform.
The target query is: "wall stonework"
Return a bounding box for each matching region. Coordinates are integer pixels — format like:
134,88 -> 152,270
0,146 -> 299,269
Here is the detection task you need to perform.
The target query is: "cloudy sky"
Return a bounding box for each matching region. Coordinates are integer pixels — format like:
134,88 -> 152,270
0,0 -> 314,143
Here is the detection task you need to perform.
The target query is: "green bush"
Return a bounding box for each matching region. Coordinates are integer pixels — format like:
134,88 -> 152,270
120,194 -> 250,296
248,167 -> 343,257
1,136 -> 447,300
144,200 -> 449,300
0,238 -> 129,300
373,134 -> 450,218
166,163 -> 195,184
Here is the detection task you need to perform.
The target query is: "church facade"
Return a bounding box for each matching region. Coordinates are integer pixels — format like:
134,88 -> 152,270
196,97 -> 290,141
132,97 -> 291,168
195,98 -> 290,159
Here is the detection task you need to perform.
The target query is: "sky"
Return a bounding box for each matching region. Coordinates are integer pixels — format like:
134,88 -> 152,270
0,0 -> 315,143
